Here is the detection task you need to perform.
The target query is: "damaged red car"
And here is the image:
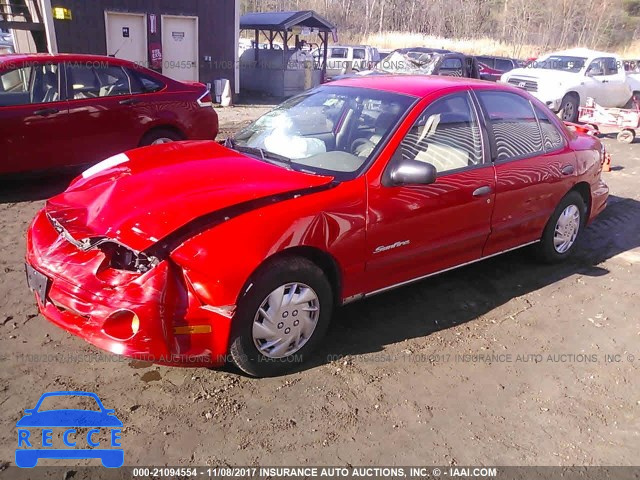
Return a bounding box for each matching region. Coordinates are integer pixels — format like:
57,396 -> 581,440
26,76 -> 609,377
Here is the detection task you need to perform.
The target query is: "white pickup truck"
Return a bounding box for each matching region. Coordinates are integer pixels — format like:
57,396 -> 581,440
501,48 -> 640,122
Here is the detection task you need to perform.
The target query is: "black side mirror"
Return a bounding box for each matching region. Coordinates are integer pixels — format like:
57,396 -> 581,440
383,154 -> 437,187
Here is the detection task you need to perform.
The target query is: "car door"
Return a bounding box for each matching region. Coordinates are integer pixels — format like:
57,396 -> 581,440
476,90 -> 576,256
64,61 -> 145,166
0,61 -> 68,174
364,91 -> 496,293
601,57 -> 633,106
584,57 -> 627,107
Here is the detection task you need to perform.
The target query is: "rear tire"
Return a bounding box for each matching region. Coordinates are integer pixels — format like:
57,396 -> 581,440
558,94 -> 579,123
535,191 -> 586,263
229,256 -> 333,377
140,128 -> 183,146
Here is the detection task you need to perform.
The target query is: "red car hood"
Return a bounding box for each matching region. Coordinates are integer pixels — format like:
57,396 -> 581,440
45,141 -> 333,252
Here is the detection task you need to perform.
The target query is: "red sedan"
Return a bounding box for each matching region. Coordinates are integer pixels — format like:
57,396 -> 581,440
26,76 -> 609,376
0,53 -> 218,175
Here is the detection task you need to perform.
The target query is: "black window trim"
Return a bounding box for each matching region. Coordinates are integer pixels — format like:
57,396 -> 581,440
386,89 -> 490,182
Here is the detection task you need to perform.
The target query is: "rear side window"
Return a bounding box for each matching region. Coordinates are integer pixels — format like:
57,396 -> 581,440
477,91 -> 543,161
129,70 -> 164,93
68,64 -> 138,99
495,59 -> 514,71
400,92 -> 483,174
535,106 -> 565,152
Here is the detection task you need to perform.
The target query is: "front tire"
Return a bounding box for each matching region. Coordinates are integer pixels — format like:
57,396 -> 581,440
229,256 -> 333,377
535,191 -> 586,263
558,94 -> 579,123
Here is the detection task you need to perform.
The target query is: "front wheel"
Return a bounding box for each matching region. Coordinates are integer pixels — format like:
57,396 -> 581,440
535,191 -> 586,263
229,256 -> 333,377
558,94 -> 579,123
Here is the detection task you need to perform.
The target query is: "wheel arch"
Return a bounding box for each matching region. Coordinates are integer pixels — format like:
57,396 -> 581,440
139,124 -> 185,146
570,181 -> 591,222
244,246 -> 343,307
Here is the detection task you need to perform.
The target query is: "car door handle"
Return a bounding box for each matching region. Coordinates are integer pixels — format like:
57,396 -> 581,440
33,107 -> 59,116
119,98 -> 139,105
561,165 -> 575,175
472,186 -> 493,197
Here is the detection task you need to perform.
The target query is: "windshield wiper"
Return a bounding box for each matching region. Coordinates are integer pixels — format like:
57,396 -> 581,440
224,137 -> 295,168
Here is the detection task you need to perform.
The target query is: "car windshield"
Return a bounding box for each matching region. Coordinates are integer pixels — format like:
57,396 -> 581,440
535,55 -> 587,72
231,85 -> 415,179
377,51 -> 441,75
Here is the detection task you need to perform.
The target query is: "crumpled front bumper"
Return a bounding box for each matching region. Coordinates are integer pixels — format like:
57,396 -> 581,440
25,209 -> 233,367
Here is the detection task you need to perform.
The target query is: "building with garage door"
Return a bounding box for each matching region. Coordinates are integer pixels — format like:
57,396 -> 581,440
1,0 -> 240,95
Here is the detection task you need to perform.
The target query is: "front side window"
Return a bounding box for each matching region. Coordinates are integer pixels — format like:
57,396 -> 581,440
400,92 -> 483,174
232,85 -> 415,178
0,63 -> 59,106
477,91 -> 543,161
440,58 -> 464,76
68,64 -> 136,99
353,49 -> 366,60
586,57 -> 618,76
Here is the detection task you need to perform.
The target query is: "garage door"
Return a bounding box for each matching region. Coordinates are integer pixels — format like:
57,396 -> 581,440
105,12 -> 147,66
161,15 -> 198,82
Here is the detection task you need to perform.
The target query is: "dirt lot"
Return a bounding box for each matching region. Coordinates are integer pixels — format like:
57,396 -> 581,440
0,105 -> 639,468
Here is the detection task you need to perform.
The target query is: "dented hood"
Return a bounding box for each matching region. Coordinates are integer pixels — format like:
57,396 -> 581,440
46,141 -> 333,252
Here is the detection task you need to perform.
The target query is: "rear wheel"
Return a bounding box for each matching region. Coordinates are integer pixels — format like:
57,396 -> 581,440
535,191 -> 586,263
140,128 -> 183,146
558,94 -> 579,123
229,256 -> 333,377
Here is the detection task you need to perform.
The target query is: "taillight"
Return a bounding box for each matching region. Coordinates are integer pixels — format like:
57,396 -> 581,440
197,89 -> 213,108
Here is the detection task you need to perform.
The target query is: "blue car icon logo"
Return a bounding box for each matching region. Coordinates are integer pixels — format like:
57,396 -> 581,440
16,391 -> 123,468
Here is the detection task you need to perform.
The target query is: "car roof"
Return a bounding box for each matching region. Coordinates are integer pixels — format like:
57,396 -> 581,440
329,74 -> 505,97
544,48 -> 619,59
394,47 -> 451,54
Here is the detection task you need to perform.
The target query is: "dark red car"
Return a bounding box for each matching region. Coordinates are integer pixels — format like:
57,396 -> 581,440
0,53 -> 218,175
26,76 -> 609,376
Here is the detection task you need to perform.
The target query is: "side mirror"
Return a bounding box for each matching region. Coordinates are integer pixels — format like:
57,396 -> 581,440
387,157 -> 437,186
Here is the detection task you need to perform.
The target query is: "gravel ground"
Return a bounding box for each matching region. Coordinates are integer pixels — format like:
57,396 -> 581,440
0,105 -> 639,469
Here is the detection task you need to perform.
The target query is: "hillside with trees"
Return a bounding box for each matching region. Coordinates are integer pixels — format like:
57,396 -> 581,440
241,0 -> 640,57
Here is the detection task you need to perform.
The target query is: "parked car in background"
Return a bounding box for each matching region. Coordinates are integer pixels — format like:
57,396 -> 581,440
501,48 -> 640,122
476,56 -> 521,73
27,75 -> 608,377
0,28 -> 13,54
332,48 -> 480,80
478,62 -> 504,81
624,59 -> 640,74
0,53 -> 218,175
320,45 -> 380,78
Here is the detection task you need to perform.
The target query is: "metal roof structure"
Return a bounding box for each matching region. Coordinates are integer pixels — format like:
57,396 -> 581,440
240,10 -> 335,32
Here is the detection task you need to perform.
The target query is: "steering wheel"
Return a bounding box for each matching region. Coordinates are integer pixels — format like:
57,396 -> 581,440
351,138 -> 376,157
